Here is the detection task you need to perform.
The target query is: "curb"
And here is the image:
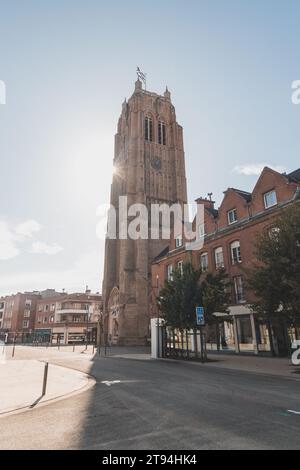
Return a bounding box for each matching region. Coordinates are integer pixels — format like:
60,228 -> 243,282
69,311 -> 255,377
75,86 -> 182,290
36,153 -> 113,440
0,363 -> 96,419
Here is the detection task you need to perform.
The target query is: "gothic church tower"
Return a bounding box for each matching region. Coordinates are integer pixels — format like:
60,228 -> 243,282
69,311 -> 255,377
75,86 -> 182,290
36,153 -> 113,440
102,79 -> 187,345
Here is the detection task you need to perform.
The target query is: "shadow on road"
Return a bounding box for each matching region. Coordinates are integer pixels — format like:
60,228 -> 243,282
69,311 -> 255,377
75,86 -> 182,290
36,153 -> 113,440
74,345 -> 300,450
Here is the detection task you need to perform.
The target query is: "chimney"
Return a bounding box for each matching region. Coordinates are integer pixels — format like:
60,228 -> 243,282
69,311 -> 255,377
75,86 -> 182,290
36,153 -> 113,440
85,285 -> 91,294
195,196 -> 215,210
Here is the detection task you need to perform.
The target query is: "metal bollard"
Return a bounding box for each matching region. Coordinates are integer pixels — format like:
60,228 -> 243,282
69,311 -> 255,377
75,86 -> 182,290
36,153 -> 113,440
12,338 -> 16,358
42,362 -> 49,397
73,343 -> 75,352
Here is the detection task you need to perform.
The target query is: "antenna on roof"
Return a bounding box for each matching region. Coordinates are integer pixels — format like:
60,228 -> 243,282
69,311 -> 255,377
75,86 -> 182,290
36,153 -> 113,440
208,192 -> 213,201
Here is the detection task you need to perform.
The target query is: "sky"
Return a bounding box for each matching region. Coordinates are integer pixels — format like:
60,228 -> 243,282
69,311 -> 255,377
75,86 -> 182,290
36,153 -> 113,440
0,0 -> 299,296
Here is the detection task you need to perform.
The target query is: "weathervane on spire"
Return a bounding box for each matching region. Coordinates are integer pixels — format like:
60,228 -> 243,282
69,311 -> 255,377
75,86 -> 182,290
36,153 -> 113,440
136,67 -> 147,90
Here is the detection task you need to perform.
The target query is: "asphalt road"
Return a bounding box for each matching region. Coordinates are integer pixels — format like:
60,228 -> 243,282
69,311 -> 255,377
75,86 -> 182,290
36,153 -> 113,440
1,353 -> 300,450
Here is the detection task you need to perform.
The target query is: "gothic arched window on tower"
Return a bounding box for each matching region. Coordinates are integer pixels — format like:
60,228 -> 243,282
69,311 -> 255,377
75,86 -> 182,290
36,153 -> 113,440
145,116 -> 153,142
158,121 -> 166,145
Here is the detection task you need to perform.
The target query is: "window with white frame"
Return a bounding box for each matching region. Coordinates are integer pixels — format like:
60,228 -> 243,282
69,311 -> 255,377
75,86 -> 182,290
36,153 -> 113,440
167,264 -> 173,281
50,315 -> 54,323
23,319 -> 29,328
158,121 -> 166,145
231,241 -> 242,264
227,208 -> 238,225
214,247 -> 224,269
50,304 -> 55,311
175,235 -> 183,248
200,252 -> 209,272
177,261 -> 183,275
24,309 -> 31,318
145,116 -> 153,142
25,299 -> 32,308
233,276 -> 246,303
198,224 -> 206,239
264,190 -> 277,209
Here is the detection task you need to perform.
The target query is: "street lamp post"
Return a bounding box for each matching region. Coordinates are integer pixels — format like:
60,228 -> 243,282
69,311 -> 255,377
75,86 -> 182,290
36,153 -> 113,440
97,308 -> 103,356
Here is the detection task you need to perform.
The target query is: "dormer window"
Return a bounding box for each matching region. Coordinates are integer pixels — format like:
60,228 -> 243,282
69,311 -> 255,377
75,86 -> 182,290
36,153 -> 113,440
228,208 -> 238,225
158,121 -> 166,145
145,117 -> 153,142
264,190 -> 277,209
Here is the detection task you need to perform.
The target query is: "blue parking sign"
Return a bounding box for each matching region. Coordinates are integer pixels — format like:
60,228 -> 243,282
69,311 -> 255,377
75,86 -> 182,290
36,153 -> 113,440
196,306 -> 205,326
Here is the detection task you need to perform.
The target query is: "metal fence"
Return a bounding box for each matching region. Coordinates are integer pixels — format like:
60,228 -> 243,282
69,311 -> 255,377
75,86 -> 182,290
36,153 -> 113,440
161,327 -> 207,361
0,330 -> 97,347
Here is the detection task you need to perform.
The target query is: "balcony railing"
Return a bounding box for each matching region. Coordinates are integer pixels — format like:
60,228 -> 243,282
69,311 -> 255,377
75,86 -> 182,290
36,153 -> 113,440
56,309 -> 89,315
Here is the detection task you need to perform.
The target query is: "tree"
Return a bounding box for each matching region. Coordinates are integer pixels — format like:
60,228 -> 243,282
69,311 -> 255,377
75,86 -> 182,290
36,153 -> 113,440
201,269 -> 231,349
158,262 -> 231,353
158,262 -> 202,330
247,203 -> 300,355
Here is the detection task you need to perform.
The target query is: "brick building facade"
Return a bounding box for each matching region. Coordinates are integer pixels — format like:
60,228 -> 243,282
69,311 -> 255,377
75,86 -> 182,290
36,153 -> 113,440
34,291 -> 102,344
0,292 -> 41,337
0,289 -> 102,345
151,166 -> 300,355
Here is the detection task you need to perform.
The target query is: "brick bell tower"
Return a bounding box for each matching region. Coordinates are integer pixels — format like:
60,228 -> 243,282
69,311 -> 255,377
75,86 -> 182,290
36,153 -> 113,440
102,78 -> 187,345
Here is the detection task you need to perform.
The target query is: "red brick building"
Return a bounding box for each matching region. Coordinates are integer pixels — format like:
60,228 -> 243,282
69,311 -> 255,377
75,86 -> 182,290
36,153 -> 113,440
0,289 -> 65,342
0,292 -> 40,338
0,288 -> 102,345
151,167 -> 300,355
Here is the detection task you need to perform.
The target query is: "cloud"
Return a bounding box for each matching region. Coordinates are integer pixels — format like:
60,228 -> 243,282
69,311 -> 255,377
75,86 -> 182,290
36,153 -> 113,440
232,163 -> 287,176
0,222 -> 19,260
0,249 -> 103,296
30,241 -> 63,255
15,219 -> 41,238
0,219 -> 62,260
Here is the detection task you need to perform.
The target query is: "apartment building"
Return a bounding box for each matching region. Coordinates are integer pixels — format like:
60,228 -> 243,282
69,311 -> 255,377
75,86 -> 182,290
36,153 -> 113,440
151,166 -> 300,355
34,290 -> 102,344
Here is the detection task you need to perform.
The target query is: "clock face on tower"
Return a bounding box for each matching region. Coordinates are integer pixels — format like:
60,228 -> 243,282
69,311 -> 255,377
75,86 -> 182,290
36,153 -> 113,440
151,157 -> 162,171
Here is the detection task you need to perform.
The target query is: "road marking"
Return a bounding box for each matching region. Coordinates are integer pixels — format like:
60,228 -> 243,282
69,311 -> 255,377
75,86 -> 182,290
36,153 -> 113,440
101,380 -> 121,387
287,410 -> 300,415
100,380 -> 141,387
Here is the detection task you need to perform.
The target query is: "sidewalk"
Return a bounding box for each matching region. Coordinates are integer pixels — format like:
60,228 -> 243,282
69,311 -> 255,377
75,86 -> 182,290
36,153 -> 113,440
0,348 -> 95,416
184,352 -> 300,380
